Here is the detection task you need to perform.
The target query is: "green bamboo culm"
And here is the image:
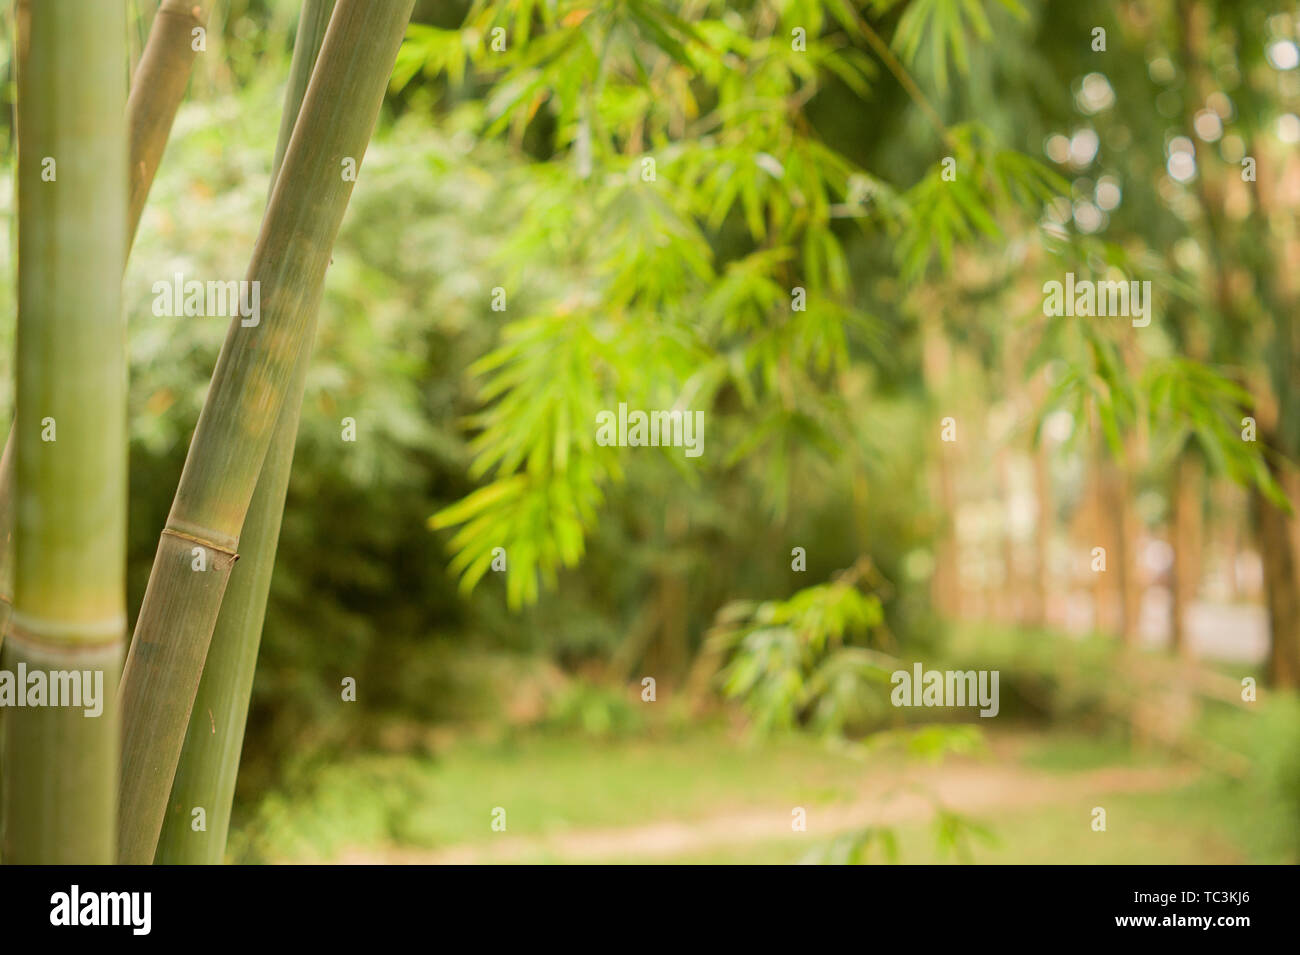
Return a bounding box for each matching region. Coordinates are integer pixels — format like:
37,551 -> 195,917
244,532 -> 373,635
127,0 -> 214,246
2,0 -> 128,864
117,0 -> 415,865
0,0 -> 216,653
268,0 -> 336,201
0,434 -> 13,647
156,0 -> 337,865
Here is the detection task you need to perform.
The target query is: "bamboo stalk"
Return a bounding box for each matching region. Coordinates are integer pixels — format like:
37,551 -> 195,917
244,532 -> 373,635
2,0 -> 128,864
0,432 -> 13,644
0,0 -> 31,653
0,0 -> 217,654
127,0 -> 214,246
118,0 -> 415,864
155,0 -> 337,865
269,0 -> 336,201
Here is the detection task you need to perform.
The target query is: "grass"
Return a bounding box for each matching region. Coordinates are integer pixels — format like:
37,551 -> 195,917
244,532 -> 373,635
231,730 -> 872,861
608,781 -> 1256,865
1015,730 -> 1173,772
230,725 -> 1294,864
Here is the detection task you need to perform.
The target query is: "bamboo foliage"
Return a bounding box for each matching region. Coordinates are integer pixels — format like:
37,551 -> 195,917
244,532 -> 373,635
2,0 -> 128,864
117,0 -> 415,864
0,0 -> 217,653
156,0 -> 337,865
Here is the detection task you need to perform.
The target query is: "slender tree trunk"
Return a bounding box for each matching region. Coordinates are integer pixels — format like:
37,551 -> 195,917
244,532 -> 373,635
933,447 -> 959,616
2,0 -> 127,864
1248,140 -> 1300,686
1090,449 -> 1141,643
996,447 -> 1019,623
117,0 -> 415,864
1090,451 -> 1117,634
1216,480 -> 1241,601
1170,451 -> 1202,655
1031,440 -> 1052,627
1255,484 -> 1300,688
1286,471 -> 1300,597
1117,464 -> 1142,645
643,503 -> 689,681
922,317 -> 959,617
1255,445 -> 1300,688
156,0 -> 336,864
608,602 -> 661,683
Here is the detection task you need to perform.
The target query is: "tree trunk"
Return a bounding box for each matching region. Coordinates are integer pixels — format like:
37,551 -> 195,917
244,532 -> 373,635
1090,451 -> 1140,643
997,447 -> 1019,624
1090,453 -> 1118,634
1216,480 -> 1241,601
640,503 -> 690,683
1170,451 -> 1202,656
1117,464 -> 1142,646
1031,440 -> 1052,627
1254,480 -> 1300,688
922,317 -> 960,617
933,446 -> 960,616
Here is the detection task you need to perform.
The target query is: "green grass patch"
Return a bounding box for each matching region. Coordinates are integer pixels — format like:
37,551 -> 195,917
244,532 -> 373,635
231,724 -> 1293,864
588,778 -> 1275,865
230,729 -> 873,862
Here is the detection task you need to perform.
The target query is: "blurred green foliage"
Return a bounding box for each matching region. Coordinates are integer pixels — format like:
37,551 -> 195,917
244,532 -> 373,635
708,560 -> 894,734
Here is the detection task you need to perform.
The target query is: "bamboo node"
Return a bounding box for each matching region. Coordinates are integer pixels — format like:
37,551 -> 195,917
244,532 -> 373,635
161,525 -> 239,558
7,611 -> 127,652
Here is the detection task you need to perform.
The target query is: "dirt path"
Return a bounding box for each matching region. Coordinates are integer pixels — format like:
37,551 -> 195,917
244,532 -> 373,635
338,759 -> 1198,864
